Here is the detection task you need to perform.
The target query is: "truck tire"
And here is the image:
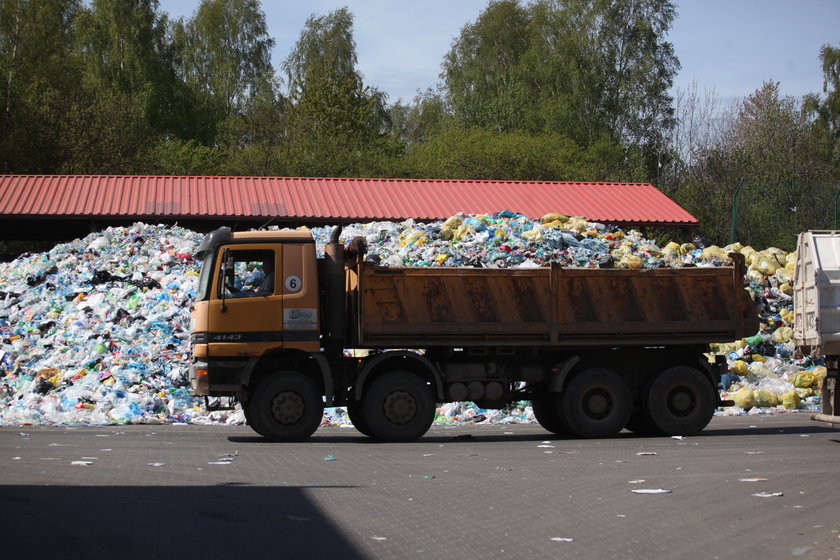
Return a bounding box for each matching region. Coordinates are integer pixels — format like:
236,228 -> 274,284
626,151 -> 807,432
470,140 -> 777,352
346,400 -> 373,437
623,409 -> 658,435
531,394 -> 567,435
559,368 -> 632,438
247,372 -> 324,442
644,366 -> 715,436
362,371 -> 435,442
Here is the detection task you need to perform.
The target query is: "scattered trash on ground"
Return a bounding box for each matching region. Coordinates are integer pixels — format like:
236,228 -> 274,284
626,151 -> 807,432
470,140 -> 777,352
752,491 -> 784,498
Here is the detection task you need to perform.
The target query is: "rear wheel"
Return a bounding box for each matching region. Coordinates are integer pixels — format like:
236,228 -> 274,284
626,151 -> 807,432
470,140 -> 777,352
644,366 -> 716,436
247,372 -> 323,442
362,371 -> 435,442
623,408 -> 658,435
559,368 -> 632,438
346,399 -> 373,437
531,393 -> 567,435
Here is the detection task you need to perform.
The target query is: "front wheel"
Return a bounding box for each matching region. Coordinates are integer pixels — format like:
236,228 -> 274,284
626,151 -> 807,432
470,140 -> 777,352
247,372 -> 323,442
362,371 -> 436,442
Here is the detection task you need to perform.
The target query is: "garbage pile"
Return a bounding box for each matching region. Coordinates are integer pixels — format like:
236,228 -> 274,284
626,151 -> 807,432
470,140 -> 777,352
0,224 -> 207,425
0,212 -> 823,427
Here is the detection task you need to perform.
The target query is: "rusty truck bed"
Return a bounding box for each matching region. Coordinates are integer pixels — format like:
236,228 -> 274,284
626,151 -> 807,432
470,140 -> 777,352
351,258 -> 759,348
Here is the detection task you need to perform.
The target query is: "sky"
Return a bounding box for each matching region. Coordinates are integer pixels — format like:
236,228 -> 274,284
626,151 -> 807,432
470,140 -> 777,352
159,0 -> 840,104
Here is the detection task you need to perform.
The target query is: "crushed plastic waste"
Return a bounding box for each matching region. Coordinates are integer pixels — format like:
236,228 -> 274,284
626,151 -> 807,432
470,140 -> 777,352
0,213 -> 825,427
0,223 -> 205,426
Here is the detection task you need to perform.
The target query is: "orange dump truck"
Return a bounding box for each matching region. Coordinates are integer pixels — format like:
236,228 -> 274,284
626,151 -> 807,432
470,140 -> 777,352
190,226 -> 759,442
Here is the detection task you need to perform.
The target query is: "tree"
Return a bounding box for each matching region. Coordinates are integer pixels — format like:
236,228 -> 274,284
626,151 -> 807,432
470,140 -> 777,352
0,0 -> 81,172
281,7 -> 398,177
660,81 -> 733,195
175,0 -> 276,144
805,43 -> 840,150
441,0 -> 679,161
442,0 -> 530,132
402,126 -> 633,181
68,0 -> 175,170
679,82 -> 837,249
387,89 -> 451,147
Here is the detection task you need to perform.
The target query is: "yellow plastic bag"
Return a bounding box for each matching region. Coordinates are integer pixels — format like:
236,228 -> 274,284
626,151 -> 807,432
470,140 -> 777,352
772,326 -> 793,344
540,213 -> 568,228
813,366 -> 827,384
729,360 -> 749,376
617,255 -> 643,270
731,387 -> 756,409
746,268 -> 766,284
724,242 -> 743,254
780,390 -> 801,410
774,268 -> 793,284
752,390 -> 779,407
398,229 -> 427,247
442,215 -> 463,229
740,246 -> 757,264
454,224 -> 476,240
794,387 -> 814,398
702,246 -> 727,262
521,227 -> 544,242
662,242 -> 681,256
565,217 -> 589,232
755,249 -> 785,275
679,243 -> 697,255
791,371 -> 817,389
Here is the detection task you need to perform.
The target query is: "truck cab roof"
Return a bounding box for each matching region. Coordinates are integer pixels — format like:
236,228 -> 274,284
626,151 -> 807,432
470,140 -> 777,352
195,227 -> 314,258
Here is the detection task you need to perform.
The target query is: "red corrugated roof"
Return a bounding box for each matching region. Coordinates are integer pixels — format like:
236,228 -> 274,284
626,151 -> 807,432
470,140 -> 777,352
0,175 -> 697,226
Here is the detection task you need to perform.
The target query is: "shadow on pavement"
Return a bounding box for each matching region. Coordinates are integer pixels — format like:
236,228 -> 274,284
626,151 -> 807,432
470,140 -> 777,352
226,422 -> 840,445
0,484 -> 368,560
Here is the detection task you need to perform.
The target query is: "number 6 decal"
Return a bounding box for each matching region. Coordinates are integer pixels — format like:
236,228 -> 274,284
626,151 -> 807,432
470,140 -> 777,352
285,275 -> 301,292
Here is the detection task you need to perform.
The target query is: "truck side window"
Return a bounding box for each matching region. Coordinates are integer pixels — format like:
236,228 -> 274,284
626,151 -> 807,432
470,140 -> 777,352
222,250 -> 275,298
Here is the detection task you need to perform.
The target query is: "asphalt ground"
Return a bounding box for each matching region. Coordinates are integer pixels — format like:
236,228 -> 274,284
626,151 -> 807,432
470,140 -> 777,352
1,414 -> 839,560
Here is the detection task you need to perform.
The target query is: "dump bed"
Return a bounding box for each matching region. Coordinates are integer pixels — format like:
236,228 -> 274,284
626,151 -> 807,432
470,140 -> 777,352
351,257 -> 758,348
793,231 -> 840,355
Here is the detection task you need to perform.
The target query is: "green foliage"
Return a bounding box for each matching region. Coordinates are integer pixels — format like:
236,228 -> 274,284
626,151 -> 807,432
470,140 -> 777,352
388,89 -> 452,147
676,82 -> 838,250
441,0 -> 679,157
175,0 -> 276,144
0,0 -> 81,171
0,0 -> 837,257
280,7 -> 399,177
401,126 -> 639,181
143,138 -> 225,175
804,43 -> 840,155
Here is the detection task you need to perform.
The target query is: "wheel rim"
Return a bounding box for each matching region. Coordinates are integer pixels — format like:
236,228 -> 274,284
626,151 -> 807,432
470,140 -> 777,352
383,390 -> 416,424
666,387 -> 696,417
583,388 -> 611,419
271,390 -> 305,424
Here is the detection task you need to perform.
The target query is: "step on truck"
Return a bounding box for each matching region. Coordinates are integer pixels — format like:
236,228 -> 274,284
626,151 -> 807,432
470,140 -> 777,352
189,226 -> 759,442
793,231 -> 840,426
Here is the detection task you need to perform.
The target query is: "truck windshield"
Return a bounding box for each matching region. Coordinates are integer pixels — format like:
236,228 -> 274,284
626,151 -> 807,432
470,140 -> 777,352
196,253 -> 214,302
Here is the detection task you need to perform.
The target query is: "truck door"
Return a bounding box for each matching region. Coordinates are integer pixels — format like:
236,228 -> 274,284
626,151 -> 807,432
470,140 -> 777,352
207,245 -> 283,356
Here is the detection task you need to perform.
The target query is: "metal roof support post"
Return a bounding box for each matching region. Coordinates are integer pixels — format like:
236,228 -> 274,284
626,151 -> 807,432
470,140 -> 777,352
729,177 -> 746,245
834,187 -> 840,229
